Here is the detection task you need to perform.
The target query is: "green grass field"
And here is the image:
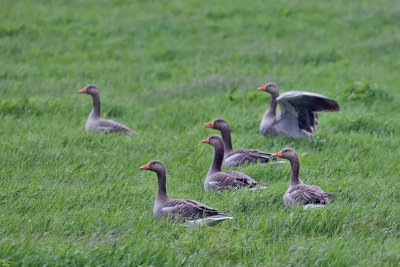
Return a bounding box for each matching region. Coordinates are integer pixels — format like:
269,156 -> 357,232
1,0 -> 400,265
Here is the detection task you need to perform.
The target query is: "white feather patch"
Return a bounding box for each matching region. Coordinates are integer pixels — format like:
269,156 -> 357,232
187,216 -> 233,226
303,204 -> 326,210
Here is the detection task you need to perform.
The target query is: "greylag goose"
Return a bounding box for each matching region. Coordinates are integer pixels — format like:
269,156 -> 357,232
205,118 -> 272,167
202,135 -> 267,192
78,85 -> 136,135
257,82 -> 340,138
271,148 -> 335,207
139,160 -> 233,225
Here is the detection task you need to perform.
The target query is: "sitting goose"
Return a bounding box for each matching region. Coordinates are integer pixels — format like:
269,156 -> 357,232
78,85 -> 137,135
257,82 -> 340,138
271,148 -> 335,207
202,135 -> 267,192
139,160 -> 233,225
205,118 -> 272,167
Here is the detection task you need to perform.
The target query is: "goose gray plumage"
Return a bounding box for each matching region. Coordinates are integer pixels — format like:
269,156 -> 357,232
202,135 -> 268,192
139,160 -> 233,225
257,82 -> 340,138
205,119 -> 272,167
271,148 -> 335,207
79,85 -> 137,135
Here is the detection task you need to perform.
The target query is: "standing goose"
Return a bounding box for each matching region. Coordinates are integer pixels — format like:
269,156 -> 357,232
205,118 -> 272,167
271,148 -> 335,207
78,85 -> 137,135
139,160 -> 233,225
257,82 -> 340,138
202,135 -> 267,192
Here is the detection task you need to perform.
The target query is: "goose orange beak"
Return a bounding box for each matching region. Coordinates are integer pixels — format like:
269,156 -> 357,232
139,163 -> 151,170
271,151 -> 282,158
257,85 -> 267,91
204,121 -> 214,128
79,87 -> 87,94
202,137 -> 210,144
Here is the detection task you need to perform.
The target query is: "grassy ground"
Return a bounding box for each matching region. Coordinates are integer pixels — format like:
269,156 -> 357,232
1,0 -> 400,265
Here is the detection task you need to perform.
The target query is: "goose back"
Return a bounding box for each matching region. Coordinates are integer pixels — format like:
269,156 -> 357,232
224,149 -> 271,167
205,171 -> 260,192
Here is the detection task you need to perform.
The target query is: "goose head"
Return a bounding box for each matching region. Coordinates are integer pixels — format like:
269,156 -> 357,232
202,135 -> 224,147
204,118 -> 229,131
257,82 -> 279,97
79,84 -> 99,95
139,160 -> 165,173
271,148 -> 298,161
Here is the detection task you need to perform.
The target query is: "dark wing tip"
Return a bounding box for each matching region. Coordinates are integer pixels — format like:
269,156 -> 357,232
322,99 -> 340,112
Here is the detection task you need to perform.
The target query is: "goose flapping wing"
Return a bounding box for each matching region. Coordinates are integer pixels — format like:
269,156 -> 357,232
276,91 -> 340,133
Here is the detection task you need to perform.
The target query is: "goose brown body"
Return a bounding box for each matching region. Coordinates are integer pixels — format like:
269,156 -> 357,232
272,148 -> 335,207
202,135 -> 267,192
258,83 -> 340,138
139,160 -> 233,225
205,119 -> 272,167
79,85 -> 137,135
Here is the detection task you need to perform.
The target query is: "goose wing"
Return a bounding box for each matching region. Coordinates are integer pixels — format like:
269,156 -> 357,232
225,149 -> 272,167
161,199 -> 227,220
287,184 -> 335,205
97,119 -> 135,135
277,91 -> 339,134
209,171 -> 258,190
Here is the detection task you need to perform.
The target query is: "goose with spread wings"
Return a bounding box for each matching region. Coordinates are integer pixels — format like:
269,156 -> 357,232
257,82 -> 340,138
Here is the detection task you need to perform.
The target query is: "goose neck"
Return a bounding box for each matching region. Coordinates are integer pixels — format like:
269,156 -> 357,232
156,170 -> 169,202
90,93 -> 101,118
208,141 -> 224,174
219,126 -> 233,153
288,156 -> 302,186
265,93 -> 278,117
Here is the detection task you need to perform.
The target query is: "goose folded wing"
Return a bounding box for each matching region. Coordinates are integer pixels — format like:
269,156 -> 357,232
226,149 -> 271,165
98,119 -> 132,134
161,199 -> 222,219
287,184 -> 330,205
211,171 -> 257,190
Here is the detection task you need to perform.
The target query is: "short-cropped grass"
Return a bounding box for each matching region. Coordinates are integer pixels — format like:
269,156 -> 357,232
1,0 -> 400,265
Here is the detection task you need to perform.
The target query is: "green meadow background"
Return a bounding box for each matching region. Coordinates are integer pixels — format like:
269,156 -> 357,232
1,0 -> 400,265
